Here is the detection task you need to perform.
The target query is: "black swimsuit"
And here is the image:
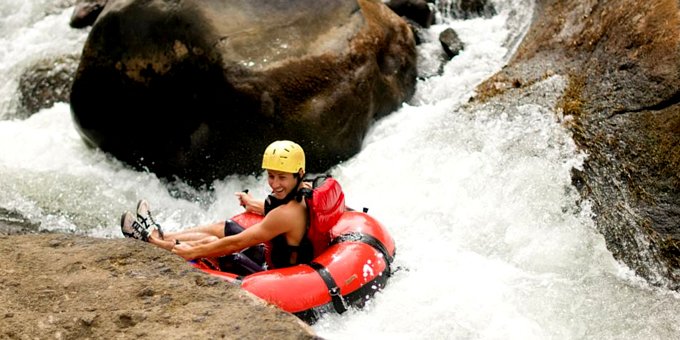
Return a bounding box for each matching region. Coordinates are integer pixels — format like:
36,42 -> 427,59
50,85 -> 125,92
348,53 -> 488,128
216,220 -> 267,275
264,194 -> 314,268
214,191 -> 314,274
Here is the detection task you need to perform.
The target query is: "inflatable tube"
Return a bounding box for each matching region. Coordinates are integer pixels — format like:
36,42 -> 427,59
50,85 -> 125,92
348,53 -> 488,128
191,210 -> 396,323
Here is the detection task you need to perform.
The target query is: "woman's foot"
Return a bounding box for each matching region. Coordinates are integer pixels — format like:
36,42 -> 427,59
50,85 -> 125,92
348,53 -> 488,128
120,211 -> 150,242
136,199 -> 164,239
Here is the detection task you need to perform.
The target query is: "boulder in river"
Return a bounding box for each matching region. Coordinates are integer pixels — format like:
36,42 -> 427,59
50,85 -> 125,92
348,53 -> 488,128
70,0 -> 417,186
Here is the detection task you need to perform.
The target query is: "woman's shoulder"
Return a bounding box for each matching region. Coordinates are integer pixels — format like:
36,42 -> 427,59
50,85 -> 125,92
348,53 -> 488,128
284,199 -> 307,215
267,199 -> 306,220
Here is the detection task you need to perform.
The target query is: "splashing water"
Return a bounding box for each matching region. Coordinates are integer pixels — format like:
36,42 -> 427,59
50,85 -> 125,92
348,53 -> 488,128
0,1 -> 678,339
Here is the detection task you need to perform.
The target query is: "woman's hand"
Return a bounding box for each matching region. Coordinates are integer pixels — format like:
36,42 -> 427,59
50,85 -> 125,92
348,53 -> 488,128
234,191 -> 264,215
234,191 -> 251,208
172,242 -> 197,260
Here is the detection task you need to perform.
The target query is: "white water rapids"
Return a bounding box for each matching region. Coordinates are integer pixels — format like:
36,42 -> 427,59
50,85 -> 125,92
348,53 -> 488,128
1,1 -> 679,339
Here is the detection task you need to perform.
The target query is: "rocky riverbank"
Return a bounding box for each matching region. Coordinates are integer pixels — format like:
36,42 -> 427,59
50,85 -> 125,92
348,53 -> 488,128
0,222 -> 317,339
477,0 -> 680,290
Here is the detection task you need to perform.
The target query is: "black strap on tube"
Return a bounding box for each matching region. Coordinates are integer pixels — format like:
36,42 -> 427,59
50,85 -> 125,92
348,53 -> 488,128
309,262 -> 348,314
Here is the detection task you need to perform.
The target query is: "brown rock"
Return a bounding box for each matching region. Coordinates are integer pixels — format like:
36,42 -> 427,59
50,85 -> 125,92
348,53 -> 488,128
70,0 -> 417,186
0,231 -> 317,339
477,0 -> 680,290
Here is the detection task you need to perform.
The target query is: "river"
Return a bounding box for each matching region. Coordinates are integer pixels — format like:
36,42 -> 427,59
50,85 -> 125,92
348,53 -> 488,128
1,1 -> 679,339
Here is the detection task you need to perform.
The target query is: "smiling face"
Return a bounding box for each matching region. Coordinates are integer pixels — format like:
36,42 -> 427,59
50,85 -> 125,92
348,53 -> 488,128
267,169 -> 299,199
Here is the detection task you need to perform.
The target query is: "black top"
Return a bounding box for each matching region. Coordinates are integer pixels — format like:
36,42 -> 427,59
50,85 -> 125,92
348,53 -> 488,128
264,193 -> 314,268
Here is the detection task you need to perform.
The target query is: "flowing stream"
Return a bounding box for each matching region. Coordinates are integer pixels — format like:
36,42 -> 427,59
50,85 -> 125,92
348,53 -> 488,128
1,1 -> 679,339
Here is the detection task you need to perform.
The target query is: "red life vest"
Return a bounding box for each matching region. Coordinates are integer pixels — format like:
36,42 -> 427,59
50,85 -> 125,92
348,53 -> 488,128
304,177 -> 346,258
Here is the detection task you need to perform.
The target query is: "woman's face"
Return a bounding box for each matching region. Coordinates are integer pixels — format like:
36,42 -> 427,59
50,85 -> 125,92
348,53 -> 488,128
267,170 -> 297,199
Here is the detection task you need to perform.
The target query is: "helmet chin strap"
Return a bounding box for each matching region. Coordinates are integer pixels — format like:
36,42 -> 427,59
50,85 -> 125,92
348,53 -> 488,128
288,175 -> 305,202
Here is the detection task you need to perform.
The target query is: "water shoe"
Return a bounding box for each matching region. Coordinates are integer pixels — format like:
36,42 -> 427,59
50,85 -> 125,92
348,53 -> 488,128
120,211 -> 150,242
136,199 -> 164,240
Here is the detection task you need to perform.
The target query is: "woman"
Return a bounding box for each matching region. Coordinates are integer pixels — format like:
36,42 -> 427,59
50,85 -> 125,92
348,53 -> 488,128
121,140 -> 314,272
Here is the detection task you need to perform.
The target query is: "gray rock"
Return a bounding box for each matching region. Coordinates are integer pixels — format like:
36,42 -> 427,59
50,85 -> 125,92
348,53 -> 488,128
17,55 -> 79,118
439,27 -> 464,59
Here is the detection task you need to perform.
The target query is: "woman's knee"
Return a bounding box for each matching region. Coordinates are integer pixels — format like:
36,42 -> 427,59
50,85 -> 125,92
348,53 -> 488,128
202,236 -> 219,244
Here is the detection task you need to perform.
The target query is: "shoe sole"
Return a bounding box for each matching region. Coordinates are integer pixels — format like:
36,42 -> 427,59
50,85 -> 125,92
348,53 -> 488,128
120,212 -> 126,229
136,199 -> 149,218
120,211 -> 131,229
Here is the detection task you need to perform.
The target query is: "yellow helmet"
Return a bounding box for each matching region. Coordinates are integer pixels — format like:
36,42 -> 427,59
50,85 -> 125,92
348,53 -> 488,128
261,140 -> 305,173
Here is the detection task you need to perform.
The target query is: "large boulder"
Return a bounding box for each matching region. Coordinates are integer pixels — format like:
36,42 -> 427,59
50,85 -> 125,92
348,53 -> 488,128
70,0 -> 417,185
477,0 -> 680,290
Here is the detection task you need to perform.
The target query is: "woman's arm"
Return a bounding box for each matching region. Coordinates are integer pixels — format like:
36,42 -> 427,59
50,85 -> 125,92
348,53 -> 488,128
172,205 -> 302,260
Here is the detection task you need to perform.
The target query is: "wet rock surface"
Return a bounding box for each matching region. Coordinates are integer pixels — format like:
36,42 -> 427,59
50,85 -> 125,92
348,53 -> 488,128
477,0 -> 680,290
